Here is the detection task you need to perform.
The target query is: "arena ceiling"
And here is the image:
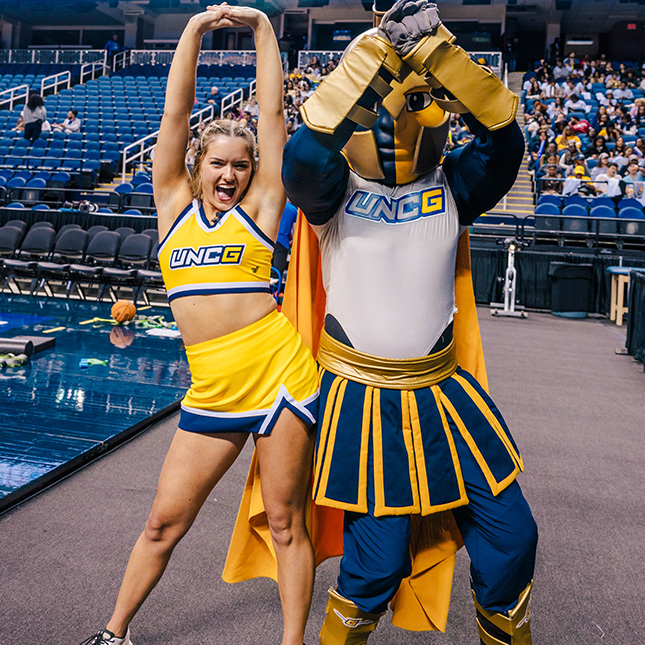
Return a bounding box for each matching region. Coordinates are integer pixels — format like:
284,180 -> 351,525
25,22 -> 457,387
1,0 -> 645,32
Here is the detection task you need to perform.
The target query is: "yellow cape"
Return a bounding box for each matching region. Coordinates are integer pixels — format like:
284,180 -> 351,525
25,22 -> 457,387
222,212 -> 489,632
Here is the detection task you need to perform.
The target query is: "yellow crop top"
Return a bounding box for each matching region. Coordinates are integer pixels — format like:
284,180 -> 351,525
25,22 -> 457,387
158,199 -> 274,302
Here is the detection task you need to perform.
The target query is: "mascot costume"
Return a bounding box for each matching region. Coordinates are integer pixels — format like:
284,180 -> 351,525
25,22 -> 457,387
223,1 -> 538,643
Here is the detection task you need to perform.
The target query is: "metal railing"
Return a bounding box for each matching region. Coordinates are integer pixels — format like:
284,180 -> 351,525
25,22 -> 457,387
0,49 -> 105,65
297,49 -> 503,77
470,52 -> 502,77
80,61 -> 109,85
121,104 -> 216,181
41,71 -> 71,97
111,49 -> 132,73
220,88 -> 244,119
127,50 -> 260,68
536,176 -> 642,200
0,84 -> 29,111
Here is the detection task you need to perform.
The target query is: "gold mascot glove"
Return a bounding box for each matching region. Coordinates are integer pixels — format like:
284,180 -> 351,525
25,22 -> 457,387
300,34 -> 406,135
473,581 -> 533,645
402,32 -> 518,131
377,0 -> 517,130
319,588 -> 384,645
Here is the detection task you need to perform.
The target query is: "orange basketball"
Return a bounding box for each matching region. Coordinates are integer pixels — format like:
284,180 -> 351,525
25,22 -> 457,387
111,299 -> 137,324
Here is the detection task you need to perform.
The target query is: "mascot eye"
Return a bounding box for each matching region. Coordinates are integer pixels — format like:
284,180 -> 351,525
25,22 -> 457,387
406,92 -> 433,112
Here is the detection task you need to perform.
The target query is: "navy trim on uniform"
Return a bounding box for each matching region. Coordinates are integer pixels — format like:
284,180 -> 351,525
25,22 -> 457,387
179,396 -> 318,435
167,285 -> 272,301
158,201 -> 194,252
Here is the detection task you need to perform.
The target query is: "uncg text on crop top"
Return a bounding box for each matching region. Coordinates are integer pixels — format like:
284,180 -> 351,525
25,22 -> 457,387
158,199 -> 274,302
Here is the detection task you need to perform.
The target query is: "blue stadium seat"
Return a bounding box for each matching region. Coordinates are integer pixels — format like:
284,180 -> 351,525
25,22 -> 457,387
618,206 -> 645,219
563,195 -> 588,210
617,198 -> 642,211
590,205 -> 617,219
535,203 -> 561,215
562,204 -> 588,218
590,197 -> 616,211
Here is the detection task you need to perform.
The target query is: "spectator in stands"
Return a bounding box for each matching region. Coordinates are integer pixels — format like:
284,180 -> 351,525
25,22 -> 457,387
104,34 -> 122,62
185,138 -> 199,173
555,124 -> 581,151
599,120 -> 619,141
561,79 -> 578,99
540,164 -> 563,195
297,78 -> 313,99
564,94 -> 587,113
592,104 -> 608,128
52,109 -> 81,135
284,79 -> 296,97
613,136 -> 628,163
623,67 -> 638,87
594,161 -> 625,198
623,158 -> 645,182
552,59 -> 567,79
594,112 -> 610,133
618,112 -> 637,136
634,137 -> 645,159
572,154 -> 590,177
81,6 -> 318,645
605,71 -> 621,89
21,92 -> 46,143
590,152 -> 610,179
547,96 -> 567,120
541,78 -> 560,99
558,140 -> 580,174
539,142 -> 558,168
569,114 -> 590,134
623,161 -> 645,201
206,85 -> 219,106
614,82 -> 634,102
565,164 -> 596,197
244,96 -> 259,118
597,89 -> 616,107
632,102 -> 645,126
528,131 -> 548,172
525,77 -> 541,101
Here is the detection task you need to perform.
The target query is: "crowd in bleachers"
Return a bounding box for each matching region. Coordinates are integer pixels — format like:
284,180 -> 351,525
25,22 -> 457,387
522,54 -> 645,222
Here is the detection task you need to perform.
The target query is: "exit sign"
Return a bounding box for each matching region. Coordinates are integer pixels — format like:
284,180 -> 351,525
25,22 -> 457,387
627,23 -> 637,30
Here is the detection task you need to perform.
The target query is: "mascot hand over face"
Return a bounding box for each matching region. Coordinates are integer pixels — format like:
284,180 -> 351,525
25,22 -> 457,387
280,1 -> 538,643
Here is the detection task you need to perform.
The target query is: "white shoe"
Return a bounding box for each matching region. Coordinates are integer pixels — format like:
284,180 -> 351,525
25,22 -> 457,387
79,628 -> 133,645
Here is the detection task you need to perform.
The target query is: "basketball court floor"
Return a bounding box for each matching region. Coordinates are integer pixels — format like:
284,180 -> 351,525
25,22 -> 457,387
1,308 -> 644,644
0,294 -> 190,512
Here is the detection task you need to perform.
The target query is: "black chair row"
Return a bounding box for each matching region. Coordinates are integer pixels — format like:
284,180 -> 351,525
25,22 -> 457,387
0,221 -> 162,304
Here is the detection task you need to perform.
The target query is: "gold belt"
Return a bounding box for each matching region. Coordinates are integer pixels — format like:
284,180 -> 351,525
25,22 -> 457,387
317,328 -> 458,390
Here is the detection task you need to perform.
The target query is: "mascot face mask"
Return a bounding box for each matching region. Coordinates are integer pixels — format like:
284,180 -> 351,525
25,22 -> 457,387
342,30 -> 450,187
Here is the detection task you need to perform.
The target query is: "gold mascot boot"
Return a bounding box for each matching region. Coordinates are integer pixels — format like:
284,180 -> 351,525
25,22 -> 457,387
473,581 -> 533,645
319,588 -> 384,645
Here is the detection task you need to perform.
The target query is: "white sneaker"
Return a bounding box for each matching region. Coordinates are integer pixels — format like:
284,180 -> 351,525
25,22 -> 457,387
79,628 -> 133,645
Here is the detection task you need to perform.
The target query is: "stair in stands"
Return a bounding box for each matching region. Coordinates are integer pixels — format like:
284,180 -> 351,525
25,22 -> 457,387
486,71 -> 534,218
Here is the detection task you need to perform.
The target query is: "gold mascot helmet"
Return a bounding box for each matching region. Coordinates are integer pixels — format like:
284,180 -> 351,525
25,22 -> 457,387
341,27 -> 450,186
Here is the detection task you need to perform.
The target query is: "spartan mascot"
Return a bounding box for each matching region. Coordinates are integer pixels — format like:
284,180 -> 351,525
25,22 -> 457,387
279,0 -> 538,643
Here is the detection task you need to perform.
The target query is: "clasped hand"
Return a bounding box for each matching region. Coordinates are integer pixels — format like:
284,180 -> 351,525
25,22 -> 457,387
377,0 -> 441,56
192,3 -> 267,34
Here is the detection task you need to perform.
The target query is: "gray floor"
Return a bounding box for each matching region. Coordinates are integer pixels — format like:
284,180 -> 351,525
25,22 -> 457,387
1,309 -> 644,645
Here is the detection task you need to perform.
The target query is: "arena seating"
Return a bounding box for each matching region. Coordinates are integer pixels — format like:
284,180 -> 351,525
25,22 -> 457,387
0,62 -> 257,205
0,217 -> 161,304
